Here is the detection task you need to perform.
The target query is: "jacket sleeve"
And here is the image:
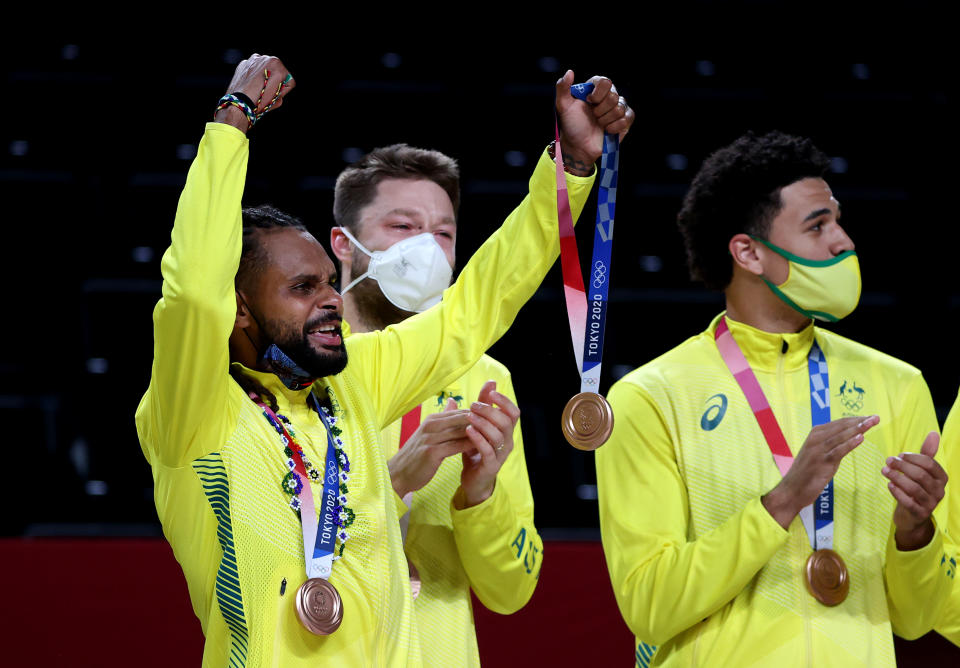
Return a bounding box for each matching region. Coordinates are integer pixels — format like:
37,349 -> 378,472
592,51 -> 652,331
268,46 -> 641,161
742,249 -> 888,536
135,122 -> 247,468
884,372 -> 954,639
345,149 -> 595,429
596,378 -> 790,645
934,387 -> 960,646
451,369 -> 542,614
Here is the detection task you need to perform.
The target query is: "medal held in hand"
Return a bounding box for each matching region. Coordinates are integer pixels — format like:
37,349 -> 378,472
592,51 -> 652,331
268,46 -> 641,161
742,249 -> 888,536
555,82 -> 620,450
716,317 -> 849,605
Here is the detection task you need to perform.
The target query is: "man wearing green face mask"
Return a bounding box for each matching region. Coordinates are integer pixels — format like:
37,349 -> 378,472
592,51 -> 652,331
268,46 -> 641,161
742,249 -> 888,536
597,131 -> 952,667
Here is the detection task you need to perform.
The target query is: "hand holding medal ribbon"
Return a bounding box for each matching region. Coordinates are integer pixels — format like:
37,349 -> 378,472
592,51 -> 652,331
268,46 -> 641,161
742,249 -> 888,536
554,75 -> 630,450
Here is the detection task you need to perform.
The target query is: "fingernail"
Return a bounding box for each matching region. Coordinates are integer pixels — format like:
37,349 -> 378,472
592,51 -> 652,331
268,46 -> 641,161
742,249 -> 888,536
855,433 -> 864,443
472,402 -> 488,410
886,456 -> 894,465
882,466 -> 890,475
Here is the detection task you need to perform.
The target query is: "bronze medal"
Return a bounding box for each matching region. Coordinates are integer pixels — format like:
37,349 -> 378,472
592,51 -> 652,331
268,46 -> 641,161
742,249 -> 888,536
561,392 -> 614,451
295,578 -> 344,635
804,549 -> 849,606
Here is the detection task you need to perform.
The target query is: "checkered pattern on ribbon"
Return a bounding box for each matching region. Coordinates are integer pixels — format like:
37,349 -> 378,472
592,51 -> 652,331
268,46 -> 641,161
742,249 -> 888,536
556,81 -> 622,393
597,133 -> 619,226
808,341 -> 831,416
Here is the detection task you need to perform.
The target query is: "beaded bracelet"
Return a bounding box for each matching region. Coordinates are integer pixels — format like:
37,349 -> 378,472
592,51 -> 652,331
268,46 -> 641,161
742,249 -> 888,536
214,69 -> 292,129
215,93 -> 257,129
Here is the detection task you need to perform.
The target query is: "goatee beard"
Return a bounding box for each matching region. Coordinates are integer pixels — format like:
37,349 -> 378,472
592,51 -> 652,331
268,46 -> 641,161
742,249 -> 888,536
267,313 -> 349,379
349,276 -> 415,331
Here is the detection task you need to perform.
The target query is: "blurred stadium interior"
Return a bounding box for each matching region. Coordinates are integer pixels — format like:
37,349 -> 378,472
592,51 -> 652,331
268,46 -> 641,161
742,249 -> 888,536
2,36 -> 957,663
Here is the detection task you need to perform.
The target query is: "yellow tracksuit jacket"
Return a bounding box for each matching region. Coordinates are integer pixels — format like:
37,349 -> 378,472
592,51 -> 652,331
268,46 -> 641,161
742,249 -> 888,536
597,313 -> 953,667
135,122 -> 592,667
380,355 -> 542,667
934,389 -> 960,645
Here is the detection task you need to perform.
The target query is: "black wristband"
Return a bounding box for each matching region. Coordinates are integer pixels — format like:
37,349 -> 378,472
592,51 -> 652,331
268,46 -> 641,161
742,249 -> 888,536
231,91 -> 257,112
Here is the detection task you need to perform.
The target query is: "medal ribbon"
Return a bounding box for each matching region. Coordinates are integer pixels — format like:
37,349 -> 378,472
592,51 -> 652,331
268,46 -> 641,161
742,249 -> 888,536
259,395 -> 342,580
715,317 -> 833,550
555,82 -> 620,394
397,405 -> 422,541
399,406 -> 422,449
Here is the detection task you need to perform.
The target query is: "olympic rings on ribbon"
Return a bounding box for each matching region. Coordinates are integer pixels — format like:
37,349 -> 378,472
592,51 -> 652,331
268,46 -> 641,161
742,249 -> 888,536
592,260 -> 607,289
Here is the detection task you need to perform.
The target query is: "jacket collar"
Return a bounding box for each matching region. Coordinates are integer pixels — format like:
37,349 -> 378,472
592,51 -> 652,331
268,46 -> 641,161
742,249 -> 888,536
709,312 -> 816,372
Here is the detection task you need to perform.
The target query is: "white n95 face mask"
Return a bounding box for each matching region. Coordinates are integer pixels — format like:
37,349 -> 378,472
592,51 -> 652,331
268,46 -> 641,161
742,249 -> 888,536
338,226 -> 453,313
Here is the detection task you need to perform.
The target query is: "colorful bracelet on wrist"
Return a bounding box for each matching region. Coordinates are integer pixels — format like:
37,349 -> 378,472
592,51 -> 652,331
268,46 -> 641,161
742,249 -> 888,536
214,69 -> 292,130
215,93 -> 257,129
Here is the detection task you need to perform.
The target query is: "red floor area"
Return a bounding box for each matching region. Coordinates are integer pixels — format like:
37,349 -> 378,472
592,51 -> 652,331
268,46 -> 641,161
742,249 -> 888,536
1,538 -> 956,666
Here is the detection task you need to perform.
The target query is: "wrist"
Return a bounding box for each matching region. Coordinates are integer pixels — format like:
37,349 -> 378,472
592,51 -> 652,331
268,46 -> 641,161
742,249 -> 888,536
454,480 -> 495,510
214,106 -> 250,134
894,519 -> 935,551
388,458 -> 412,499
761,486 -> 799,530
547,141 -> 595,177
563,148 -> 597,175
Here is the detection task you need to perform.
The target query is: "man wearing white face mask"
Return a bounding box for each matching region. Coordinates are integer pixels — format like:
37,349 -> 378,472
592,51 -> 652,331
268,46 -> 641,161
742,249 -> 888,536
596,131 -> 951,667
329,143 -> 543,668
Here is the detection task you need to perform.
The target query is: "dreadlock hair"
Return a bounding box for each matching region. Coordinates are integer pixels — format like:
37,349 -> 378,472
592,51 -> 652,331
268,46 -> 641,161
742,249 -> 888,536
235,204 -> 309,294
231,204 -> 309,411
333,143 -> 460,234
677,130 -> 831,291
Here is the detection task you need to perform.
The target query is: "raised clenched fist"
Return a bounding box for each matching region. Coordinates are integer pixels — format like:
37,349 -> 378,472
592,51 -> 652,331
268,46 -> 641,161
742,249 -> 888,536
215,53 -> 295,133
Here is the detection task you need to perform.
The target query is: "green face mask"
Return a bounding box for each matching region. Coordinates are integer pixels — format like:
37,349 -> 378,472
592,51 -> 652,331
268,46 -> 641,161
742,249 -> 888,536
751,237 -> 861,322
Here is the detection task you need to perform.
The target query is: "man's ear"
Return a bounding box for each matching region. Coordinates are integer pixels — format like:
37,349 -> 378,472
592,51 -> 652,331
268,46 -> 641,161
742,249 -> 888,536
729,233 -> 766,277
235,291 -> 254,328
330,227 -> 354,266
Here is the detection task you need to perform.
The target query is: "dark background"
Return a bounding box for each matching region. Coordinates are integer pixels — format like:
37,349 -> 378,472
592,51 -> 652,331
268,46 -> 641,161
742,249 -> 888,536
3,39 -> 956,536
1,30 -> 957,663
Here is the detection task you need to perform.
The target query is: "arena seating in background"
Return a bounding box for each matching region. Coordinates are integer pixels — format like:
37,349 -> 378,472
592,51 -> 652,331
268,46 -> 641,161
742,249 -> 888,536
3,44 -> 958,536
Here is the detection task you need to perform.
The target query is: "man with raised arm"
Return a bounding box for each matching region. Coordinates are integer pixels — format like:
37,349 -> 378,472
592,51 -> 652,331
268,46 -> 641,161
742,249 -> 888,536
136,54 -> 621,665
596,131 -> 952,667
326,75 -> 632,664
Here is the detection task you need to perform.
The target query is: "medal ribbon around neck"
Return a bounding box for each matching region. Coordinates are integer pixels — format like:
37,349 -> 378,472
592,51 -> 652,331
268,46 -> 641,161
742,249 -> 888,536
257,393 -> 347,580
714,317 -> 834,551
554,82 -> 620,450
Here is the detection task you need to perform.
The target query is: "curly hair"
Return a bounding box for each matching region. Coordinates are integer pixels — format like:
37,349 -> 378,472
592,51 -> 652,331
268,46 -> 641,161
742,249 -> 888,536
232,204 -> 309,410
677,131 -> 830,290
235,204 -> 308,293
333,143 -> 460,233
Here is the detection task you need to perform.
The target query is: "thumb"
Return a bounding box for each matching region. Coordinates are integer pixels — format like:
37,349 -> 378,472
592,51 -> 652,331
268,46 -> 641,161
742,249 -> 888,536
555,69 -> 574,112
920,431 -> 940,458
444,397 -> 458,412
477,380 -> 497,405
